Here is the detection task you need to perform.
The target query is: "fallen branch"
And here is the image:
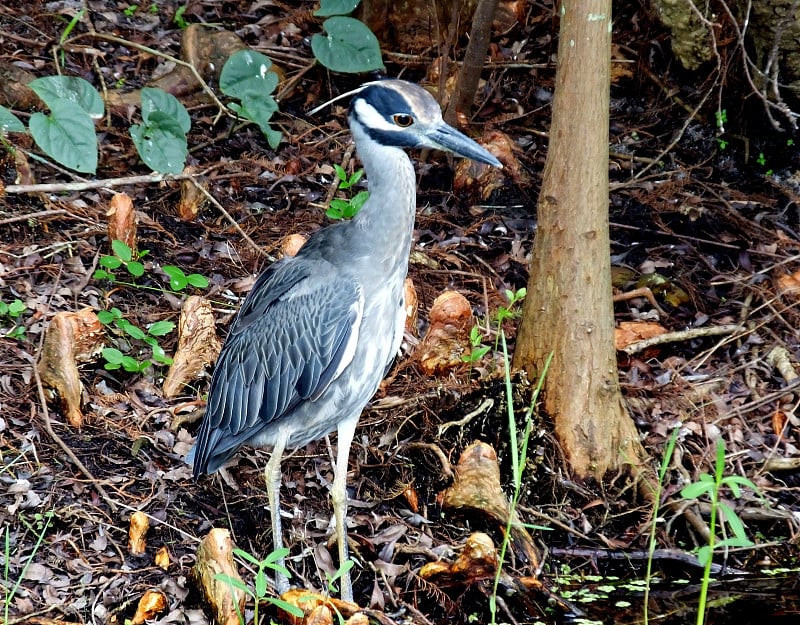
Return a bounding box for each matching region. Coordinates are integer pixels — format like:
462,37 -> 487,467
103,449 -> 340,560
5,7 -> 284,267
622,323 -> 741,355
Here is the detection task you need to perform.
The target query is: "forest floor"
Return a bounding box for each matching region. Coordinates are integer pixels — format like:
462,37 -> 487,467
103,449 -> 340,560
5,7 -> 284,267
2,1 -> 800,624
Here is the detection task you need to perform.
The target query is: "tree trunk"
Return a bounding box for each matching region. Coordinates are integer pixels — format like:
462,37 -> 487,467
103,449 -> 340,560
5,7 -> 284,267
512,0 -> 644,479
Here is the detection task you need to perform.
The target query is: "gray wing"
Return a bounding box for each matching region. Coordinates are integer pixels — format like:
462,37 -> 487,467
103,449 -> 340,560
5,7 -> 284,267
190,256 -> 363,475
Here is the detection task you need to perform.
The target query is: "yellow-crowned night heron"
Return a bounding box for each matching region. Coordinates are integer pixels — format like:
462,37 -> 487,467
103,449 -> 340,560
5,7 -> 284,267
187,79 -> 501,601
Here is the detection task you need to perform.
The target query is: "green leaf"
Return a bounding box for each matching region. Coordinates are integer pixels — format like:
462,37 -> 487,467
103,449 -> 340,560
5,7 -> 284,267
233,548 -> 262,566
150,343 -> 172,365
131,111 -> 188,174
0,106 -> 25,133
97,310 -> 116,325
112,240 -> 134,262
100,255 -> 123,270
696,545 -> 711,568
265,546 -> 291,566
722,475 -> 760,494
122,355 -> 149,372
314,0 -> 361,17
187,273 -> 209,288
718,502 -> 750,541
121,322 -> 146,341
350,189 -> 369,212
29,100 -> 98,173
254,569 -> 267,597
148,320 -> 175,337
220,50 -> 278,100
270,597 -> 305,617
126,261 -> 145,278
8,300 -> 25,316
93,269 -> 114,281
311,17 -> 384,73
162,265 -> 188,290
680,481 -> 712,500
28,76 -> 104,119
229,95 -> 280,148
140,87 -> 191,133
102,347 -> 125,365
214,573 -> 255,599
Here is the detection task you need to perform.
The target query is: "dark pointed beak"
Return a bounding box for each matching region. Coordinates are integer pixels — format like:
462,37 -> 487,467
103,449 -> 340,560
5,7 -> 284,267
426,122 -> 503,168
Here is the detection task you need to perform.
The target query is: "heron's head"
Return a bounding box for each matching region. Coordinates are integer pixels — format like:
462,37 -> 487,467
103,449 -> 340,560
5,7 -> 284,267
345,80 -> 502,168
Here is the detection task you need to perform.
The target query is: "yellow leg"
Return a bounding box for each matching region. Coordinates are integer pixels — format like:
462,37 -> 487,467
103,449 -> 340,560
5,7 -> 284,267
331,416 -> 357,602
265,429 -> 289,595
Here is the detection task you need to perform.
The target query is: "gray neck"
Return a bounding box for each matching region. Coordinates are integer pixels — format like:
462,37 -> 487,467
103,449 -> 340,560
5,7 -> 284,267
349,122 -> 417,277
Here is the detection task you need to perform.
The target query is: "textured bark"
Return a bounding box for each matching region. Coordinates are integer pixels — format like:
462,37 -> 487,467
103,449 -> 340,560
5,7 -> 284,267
513,0 -> 644,479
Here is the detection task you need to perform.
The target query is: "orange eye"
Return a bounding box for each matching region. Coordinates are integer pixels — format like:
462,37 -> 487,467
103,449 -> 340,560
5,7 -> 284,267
392,114 -> 413,127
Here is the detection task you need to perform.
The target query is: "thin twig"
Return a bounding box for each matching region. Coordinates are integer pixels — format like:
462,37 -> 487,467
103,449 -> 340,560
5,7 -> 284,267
32,356 -> 118,513
187,178 -> 272,260
5,172 -> 198,195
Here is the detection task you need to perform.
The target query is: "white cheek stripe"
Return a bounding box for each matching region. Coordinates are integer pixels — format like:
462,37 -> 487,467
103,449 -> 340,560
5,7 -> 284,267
353,99 -> 398,133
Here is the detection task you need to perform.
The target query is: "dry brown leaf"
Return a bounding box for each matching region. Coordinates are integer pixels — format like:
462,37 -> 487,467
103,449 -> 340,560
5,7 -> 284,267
282,233 -> 307,257
106,192 -> 137,252
278,589 -> 361,625
38,308 -> 104,427
402,485 -> 419,513
442,441 -> 539,569
777,271 -> 800,296
772,410 -> 788,439
417,290 -> 473,376
420,532 -> 498,585
131,589 -> 167,625
404,277 -> 418,335
306,605 -> 334,625
450,532 -> 498,577
194,528 -> 246,625
453,130 -> 518,203
155,546 -> 170,570
163,296 -> 222,398
178,166 -> 207,220
614,321 -> 668,351
128,510 -> 149,555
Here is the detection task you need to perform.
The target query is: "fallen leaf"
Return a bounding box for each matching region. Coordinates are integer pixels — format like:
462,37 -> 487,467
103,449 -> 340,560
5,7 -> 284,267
404,278 -> 418,335
163,296 -> 222,398
155,546 -> 171,570
38,308 -> 104,427
614,321 -> 667,350
131,589 -> 167,625
194,528 -> 246,625
178,166 -> 207,220
442,441 -> 539,569
282,233 -> 307,257
106,192 -> 137,252
417,290 -> 473,375
128,510 -> 149,555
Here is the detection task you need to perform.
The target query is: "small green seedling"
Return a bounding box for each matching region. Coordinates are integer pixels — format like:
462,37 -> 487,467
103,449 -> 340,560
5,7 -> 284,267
679,438 -> 762,625
215,547 -> 303,625
94,240 -> 208,292
4,510 -> 54,625
496,287 -> 526,325
98,307 -> 174,372
0,298 -> 27,339
161,265 -> 209,291
325,559 -> 355,596
173,4 -> 189,28
327,164 -> 369,220
94,239 -> 146,282
462,325 -> 491,364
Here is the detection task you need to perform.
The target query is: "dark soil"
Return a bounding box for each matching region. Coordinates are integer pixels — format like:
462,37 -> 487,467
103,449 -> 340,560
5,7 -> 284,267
2,1 -> 800,624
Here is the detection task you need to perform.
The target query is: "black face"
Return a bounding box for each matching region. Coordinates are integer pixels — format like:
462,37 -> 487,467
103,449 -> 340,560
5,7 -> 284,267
348,84 -> 423,149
